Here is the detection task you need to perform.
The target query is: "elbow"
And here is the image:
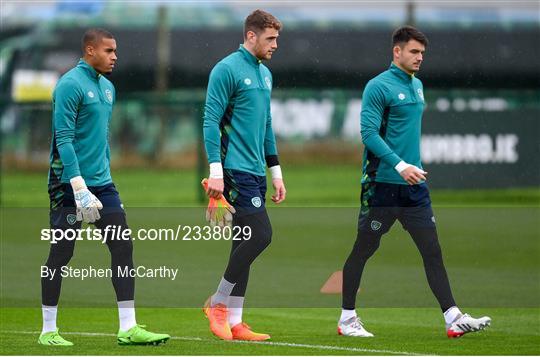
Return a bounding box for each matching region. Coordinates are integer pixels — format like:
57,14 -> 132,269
360,129 -> 373,143
54,132 -> 74,148
202,117 -> 215,130
203,111 -> 222,129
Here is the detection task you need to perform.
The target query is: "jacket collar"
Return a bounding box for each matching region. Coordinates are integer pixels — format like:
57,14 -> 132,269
389,62 -> 414,82
77,59 -> 100,80
239,45 -> 261,66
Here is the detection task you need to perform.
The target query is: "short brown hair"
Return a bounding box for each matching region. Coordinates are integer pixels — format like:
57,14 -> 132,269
82,28 -> 114,53
244,9 -> 282,39
392,26 -> 428,48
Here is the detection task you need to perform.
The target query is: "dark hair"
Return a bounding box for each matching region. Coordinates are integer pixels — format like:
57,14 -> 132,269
81,28 -> 114,53
392,26 -> 428,48
244,9 -> 282,39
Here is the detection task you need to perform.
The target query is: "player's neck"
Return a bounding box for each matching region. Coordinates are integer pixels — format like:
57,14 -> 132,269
242,43 -> 261,61
392,61 -> 414,76
82,56 -> 103,75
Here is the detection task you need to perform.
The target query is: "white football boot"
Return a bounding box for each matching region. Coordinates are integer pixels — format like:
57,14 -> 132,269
446,313 -> 491,338
337,316 -> 374,337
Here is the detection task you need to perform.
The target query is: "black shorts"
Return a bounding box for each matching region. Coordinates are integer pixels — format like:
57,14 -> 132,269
223,169 -> 267,217
358,182 -> 436,234
49,183 -> 125,229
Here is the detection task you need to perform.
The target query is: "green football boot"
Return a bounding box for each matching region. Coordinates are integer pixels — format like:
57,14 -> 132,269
38,329 -> 74,346
117,324 -> 170,346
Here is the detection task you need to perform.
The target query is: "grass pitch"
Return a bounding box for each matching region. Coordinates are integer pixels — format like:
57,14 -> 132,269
1,308 -> 539,355
1,165 -> 539,355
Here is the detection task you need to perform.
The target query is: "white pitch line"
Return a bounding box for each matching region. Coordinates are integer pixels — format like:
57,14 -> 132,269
6,330 -> 428,355
230,339 -> 428,355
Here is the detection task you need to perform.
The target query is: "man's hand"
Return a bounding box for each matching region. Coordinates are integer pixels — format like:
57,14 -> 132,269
201,179 -> 236,227
399,165 -> 428,185
206,177 -> 224,199
70,176 -> 103,223
271,178 -> 286,204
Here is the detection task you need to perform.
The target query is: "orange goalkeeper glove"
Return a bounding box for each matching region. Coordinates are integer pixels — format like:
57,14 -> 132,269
201,178 -> 236,227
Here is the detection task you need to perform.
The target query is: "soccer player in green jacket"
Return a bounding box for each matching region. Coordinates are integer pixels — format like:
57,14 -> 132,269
202,10 -> 286,341
338,26 -> 491,338
40,28 -> 169,346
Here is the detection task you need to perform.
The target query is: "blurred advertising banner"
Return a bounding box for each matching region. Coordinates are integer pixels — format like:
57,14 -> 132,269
270,89 -> 539,188
11,70 -> 58,103
2,89 -> 538,188
419,113 -> 536,188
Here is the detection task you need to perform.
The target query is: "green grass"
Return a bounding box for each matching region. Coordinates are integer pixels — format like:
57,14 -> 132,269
1,166 -> 539,207
1,308 -> 539,355
1,166 -> 539,355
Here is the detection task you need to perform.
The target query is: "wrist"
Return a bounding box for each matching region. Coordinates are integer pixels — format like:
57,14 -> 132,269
269,165 -> 283,180
209,162 -> 223,179
70,176 -> 87,191
394,161 -> 411,174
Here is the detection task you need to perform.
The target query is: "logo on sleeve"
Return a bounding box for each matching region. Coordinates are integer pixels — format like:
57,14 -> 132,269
244,78 -> 252,85
87,91 -> 95,98
105,89 -> 113,103
251,197 -> 262,208
398,93 -> 405,100
264,76 -> 272,89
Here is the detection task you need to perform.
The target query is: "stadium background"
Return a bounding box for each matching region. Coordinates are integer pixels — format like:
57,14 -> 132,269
1,1 -> 539,355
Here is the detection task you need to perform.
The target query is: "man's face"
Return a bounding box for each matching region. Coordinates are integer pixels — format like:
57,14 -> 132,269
394,39 -> 425,74
250,28 -> 279,61
86,38 -> 117,74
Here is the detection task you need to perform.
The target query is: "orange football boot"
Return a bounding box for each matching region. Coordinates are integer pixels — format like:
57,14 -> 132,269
231,322 -> 270,341
203,297 -> 233,340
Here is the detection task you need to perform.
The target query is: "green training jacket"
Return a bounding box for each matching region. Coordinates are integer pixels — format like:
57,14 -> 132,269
203,45 -> 278,176
361,63 -> 425,185
48,59 -> 115,193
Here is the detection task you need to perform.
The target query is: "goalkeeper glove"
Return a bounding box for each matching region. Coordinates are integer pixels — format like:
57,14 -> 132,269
201,178 -> 236,227
70,176 -> 103,223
